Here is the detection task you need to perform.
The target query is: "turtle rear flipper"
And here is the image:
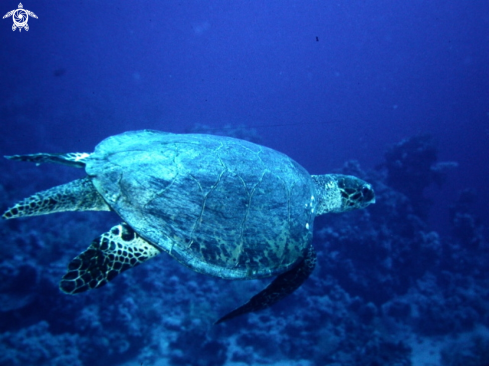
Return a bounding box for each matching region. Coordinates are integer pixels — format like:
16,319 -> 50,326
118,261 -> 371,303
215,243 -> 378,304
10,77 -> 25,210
5,152 -> 90,168
2,177 -> 110,219
216,245 -> 317,324
60,223 -> 161,294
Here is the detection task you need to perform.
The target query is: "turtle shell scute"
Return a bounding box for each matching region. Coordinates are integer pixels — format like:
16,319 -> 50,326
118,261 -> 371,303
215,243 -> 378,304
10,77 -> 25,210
85,130 -> 316,279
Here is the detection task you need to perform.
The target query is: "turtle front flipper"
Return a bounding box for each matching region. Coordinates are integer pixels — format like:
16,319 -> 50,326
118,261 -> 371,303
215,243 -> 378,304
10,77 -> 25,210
5,152 -> 91,168
60,223 -> 161,294
216,245 -> 317,324
2,177 -> 110,219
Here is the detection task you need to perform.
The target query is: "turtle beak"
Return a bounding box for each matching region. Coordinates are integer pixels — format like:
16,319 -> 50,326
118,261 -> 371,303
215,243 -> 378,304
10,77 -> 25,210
361,184 -> 375,205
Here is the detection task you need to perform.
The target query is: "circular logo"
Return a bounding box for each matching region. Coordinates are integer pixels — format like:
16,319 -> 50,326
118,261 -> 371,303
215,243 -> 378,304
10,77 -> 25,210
13,9 -> 28,28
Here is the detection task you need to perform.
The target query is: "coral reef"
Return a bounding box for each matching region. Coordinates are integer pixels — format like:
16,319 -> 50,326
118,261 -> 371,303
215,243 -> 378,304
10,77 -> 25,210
0,132 -> 487,365
383,134 -> 457,217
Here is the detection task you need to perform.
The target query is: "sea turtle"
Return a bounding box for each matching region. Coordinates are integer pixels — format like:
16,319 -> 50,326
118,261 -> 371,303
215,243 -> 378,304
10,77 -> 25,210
2,130 -> 375,323
3,3 -> 38,32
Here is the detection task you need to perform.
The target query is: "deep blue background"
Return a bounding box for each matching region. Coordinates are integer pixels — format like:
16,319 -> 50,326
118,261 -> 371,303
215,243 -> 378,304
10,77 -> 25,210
1,0 -> 488,231
1,1 -> 489,365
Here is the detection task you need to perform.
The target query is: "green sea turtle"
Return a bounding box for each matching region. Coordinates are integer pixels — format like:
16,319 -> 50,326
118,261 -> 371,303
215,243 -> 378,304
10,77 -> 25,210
2,130 -> 375,323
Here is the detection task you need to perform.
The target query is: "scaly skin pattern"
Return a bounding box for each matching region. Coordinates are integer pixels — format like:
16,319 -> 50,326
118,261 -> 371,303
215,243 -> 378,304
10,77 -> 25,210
311,174 -> 375,214
60,223 -> 160,294
2,177 -> 110,219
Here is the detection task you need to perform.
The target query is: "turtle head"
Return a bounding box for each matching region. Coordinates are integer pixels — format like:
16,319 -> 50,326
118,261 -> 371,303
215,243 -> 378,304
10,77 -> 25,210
311,174 -> 375,215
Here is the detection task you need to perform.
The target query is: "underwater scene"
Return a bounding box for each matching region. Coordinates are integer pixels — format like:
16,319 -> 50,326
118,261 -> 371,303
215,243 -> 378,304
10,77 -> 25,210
1,1 -> 488,365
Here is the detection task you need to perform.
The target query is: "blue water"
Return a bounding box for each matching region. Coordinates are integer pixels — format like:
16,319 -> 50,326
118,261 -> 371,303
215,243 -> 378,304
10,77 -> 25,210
1,1 -> 488,365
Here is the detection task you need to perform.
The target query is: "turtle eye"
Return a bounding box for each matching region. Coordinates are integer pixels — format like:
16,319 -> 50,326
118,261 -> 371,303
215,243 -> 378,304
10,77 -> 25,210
361,185 -> 375,202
